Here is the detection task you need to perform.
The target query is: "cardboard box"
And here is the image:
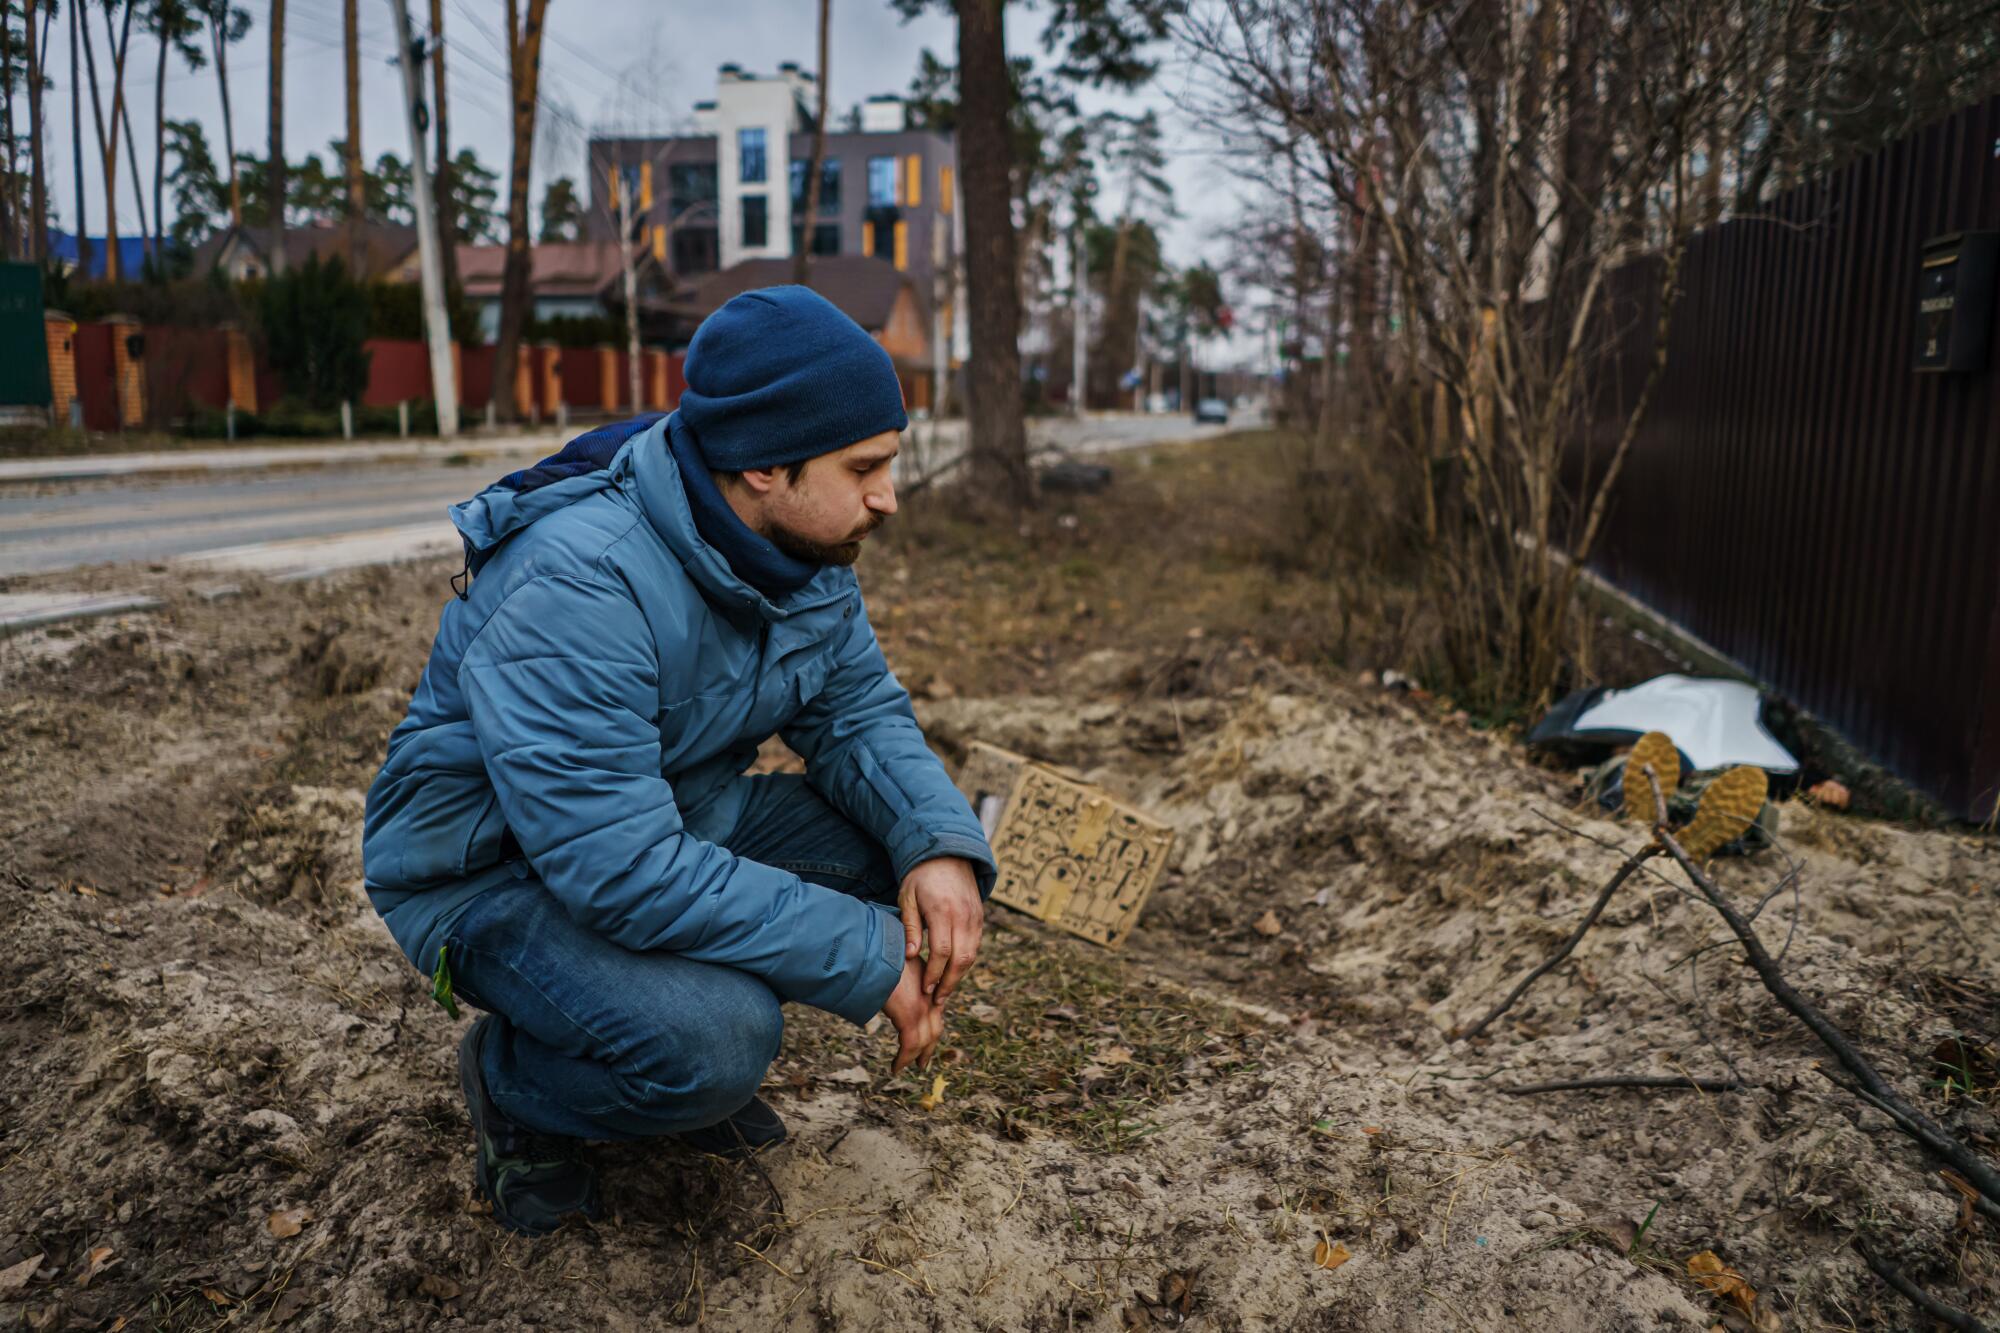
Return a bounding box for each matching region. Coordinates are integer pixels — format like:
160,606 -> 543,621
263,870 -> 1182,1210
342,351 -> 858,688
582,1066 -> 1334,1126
956,741 -> 1175,949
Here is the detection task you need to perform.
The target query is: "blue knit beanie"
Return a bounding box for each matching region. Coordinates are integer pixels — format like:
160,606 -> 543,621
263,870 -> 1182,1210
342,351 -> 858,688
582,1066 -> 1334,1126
677,285 -> 909,471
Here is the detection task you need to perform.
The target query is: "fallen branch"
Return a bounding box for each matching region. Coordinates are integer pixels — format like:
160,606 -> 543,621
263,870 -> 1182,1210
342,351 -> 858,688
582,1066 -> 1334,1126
1853,1239 -> 1993,1333
1455,848 -> 1660,1042
1494,1075 -> 1744,1095
1642,771 -> 2000,1217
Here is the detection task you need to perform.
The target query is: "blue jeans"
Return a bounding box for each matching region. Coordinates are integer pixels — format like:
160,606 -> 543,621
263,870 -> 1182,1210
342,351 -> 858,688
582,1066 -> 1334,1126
445,774 -> 899,1141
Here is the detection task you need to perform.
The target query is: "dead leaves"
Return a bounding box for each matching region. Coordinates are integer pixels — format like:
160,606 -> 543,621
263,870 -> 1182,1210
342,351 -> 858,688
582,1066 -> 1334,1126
76,1246 -> 117,1289
1687,1250 -> 1780,1331
1313,1239 -> 1352,1271
0,1254 -> 43,1294
1252,910 -> 1284,938
266,1206 -> 314,1239
418,1274 -> 462,1301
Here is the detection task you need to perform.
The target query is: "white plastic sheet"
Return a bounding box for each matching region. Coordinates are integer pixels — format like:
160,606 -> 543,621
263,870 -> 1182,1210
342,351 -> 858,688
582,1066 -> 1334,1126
1574,674 -> 1798,773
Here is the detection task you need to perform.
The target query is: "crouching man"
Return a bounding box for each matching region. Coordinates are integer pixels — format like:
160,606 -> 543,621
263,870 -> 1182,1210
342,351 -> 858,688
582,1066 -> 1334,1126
362,287 -> 996,1235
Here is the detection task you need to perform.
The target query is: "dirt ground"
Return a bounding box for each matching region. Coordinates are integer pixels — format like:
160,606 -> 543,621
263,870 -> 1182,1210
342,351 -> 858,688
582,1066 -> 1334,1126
1,439 -> 1995,1330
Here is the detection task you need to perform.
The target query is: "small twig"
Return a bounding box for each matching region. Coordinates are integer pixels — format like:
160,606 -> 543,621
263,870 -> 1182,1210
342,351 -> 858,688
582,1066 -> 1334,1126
1643,770 -> 2000,1215
1814,1068 -> 2000,1226
1493,1075 -> 1744,1095
732,1241 -> 797,1281
848,1254 -> 935,1295
1852,1238 -> 1992,1333
1455,847 -> 1660,1042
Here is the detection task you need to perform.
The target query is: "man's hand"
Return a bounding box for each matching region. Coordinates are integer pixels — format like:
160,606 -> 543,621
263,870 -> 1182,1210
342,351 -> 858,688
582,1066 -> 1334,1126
897,857 -> 984,1005
882,958 -> 943,1074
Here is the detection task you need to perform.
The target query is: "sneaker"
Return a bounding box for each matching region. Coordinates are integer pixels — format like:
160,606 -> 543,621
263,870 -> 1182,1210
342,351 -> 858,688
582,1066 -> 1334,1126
1621,730 -> 1681,827
1675,765 -> 1769,862
675,1096 -> 789,1160
458,1015 -> 603,1236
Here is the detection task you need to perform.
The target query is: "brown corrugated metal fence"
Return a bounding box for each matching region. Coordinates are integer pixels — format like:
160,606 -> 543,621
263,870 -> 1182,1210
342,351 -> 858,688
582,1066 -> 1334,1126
1578,94 -> 2000,817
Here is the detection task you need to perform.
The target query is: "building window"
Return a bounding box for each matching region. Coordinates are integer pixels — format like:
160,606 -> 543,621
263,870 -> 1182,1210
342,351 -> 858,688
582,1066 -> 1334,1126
868,155 -> 897,208
672,226 -> 719,275
739,128 -> 767,184
865,217 -> 897,259
790,158 -> 843,214
741,195 -> 769,248
792,222 -> 841,256
670,162 -> 717,211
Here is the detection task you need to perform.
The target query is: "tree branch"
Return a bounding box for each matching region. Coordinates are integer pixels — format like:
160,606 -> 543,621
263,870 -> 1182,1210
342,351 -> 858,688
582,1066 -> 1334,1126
1455,847 -> 1660,1041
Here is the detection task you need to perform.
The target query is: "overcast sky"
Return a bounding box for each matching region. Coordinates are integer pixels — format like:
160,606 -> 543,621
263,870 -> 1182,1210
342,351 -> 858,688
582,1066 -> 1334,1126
33,0 -> 1240,278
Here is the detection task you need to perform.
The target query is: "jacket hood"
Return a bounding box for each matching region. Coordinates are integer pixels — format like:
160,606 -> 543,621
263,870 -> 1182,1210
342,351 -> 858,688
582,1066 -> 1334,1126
448,414 -> 664,575
447,413 -> 852,620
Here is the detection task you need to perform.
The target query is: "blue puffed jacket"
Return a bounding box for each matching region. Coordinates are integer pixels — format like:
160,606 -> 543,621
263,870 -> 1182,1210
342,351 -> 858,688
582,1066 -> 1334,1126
361,414 -> 996,1025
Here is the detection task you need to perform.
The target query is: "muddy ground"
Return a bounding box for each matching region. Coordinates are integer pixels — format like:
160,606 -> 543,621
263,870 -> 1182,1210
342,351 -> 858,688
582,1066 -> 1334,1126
1,440 -> 1995,1330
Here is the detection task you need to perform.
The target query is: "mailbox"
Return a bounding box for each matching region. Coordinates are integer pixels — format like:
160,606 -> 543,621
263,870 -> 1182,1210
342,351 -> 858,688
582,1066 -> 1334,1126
1913,231 -> 1997,373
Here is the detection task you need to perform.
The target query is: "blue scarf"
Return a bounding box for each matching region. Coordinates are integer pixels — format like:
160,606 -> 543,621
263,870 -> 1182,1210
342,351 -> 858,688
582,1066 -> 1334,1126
665,413 -> 819,597
496,412 -> 818,598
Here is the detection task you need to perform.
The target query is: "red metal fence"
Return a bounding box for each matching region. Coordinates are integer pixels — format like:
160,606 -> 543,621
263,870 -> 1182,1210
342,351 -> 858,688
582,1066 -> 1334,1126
50,332 -> 685,430
1577,94 -> 2000,816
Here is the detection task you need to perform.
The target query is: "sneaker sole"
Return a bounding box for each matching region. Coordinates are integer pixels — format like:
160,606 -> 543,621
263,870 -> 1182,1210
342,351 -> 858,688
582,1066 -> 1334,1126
1622,731 -> 1680,827
1677,765 -> 1768,861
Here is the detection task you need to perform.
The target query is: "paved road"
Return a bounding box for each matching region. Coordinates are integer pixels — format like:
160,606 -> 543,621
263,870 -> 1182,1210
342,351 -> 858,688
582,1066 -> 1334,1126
0,412 -> 1248,582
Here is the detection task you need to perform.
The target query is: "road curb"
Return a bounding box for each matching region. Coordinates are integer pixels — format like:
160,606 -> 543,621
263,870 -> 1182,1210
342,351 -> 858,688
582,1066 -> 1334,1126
0,593 -> 165,641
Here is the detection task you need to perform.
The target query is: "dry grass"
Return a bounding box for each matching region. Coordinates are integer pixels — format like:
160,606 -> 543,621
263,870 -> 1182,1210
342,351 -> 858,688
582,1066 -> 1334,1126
770,916 -> 1270,1152
866,431 -> 1433,703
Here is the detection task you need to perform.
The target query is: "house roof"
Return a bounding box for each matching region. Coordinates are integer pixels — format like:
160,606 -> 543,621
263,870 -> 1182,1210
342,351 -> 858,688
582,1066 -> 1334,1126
457,242 -> 633,298
49,231 -> 158,279
679,256 -> 919,332
194,223 -> 419,278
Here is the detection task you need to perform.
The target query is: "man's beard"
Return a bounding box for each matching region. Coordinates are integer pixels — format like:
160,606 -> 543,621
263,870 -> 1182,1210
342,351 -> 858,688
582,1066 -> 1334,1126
767,512 -> 885,567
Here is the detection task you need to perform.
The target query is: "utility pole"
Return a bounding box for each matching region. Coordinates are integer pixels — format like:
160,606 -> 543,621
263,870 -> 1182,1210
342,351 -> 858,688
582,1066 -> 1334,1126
1070,216 -> 1086,418
389,0 -> 459,437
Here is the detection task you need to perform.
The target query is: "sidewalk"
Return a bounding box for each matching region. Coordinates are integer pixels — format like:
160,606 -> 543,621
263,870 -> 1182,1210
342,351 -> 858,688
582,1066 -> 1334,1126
0,432 -> 564,485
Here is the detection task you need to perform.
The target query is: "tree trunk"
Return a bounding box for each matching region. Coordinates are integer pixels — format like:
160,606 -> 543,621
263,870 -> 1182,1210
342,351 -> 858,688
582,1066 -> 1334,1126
343,0 -> 363,270
267,0 -> 285,272
114,46 -> 148,263
792,0 -> 829,285
618,168 -> 640,410
28,0 -> 49,261
80,0 -> 133,280
491,0 -> 549,421
210,11 -> 240,228
956,0 -> 1030,508
152,11 -> 167,261
429,0 -> 457,292
1,9 -> 16,260
68,0 -> 87,275
1550,0 -> 1606,331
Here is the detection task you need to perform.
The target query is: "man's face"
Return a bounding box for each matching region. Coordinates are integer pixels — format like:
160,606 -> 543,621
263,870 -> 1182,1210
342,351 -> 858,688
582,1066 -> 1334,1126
762,431 -> 900,567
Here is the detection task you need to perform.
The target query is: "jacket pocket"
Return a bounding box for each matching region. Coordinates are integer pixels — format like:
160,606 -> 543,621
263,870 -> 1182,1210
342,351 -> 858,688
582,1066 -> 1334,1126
792,653 -> 832,707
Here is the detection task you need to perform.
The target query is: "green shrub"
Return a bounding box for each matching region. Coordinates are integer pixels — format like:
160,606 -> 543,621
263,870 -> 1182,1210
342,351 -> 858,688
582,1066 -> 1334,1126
526,312 -> 622,347
367,280 -> 483,344
259,253 -> 370,409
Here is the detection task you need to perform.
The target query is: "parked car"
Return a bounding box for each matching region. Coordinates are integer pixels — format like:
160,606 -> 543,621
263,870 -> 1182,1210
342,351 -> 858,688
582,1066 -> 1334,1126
1194,398 -> 1230,424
